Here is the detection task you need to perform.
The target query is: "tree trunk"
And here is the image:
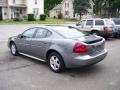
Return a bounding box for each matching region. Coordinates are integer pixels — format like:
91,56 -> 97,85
79,13 -> 82,20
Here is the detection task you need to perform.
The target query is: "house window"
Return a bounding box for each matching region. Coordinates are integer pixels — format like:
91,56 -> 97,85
65,3 -> 69,8
20,9 -> 22,14
35,0 -> 38,4
68,3 -> 69,8
33,8 -> 39,15
13,0 -> 16,4
65,3 -> 66,8
65,11 -> 69,15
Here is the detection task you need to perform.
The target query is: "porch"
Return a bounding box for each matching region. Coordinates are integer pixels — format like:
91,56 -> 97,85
10,5 -> 27,20
1,4 -> 27,20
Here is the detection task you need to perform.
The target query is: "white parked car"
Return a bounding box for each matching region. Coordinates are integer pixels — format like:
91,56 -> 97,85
76,18 -> 115,38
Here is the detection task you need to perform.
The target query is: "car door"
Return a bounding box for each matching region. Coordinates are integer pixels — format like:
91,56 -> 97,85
30,28 -> 52,60
84,20 -> 94,32
16,28 -> 37,54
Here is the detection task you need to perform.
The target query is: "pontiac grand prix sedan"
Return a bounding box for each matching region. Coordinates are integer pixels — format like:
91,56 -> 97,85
8,26 -> 107,73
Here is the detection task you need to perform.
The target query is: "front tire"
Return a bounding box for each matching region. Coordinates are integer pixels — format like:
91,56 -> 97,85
48,52 -> 65,73
10,42 -> 19,56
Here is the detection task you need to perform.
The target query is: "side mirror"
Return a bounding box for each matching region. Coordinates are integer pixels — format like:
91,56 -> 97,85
18,34 -> 25,38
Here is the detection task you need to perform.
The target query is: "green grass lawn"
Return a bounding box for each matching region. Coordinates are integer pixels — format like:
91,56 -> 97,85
0,18 -> 78,24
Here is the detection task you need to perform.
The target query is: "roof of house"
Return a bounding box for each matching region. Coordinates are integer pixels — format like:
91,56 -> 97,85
50,0 -> 94,11
0,4 -> 27,8
52,4 -> 62,10
50,0 -> 74,11
10,4 -> 27,8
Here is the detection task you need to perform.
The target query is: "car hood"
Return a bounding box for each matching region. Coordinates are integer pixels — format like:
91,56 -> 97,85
73,35 -> 103,44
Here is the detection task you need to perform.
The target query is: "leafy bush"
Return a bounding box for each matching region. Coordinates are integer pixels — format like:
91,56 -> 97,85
53,16 -> 57,18
70,18 -> 77,21
57,13 -> 63,19
27,14 -> 35,21
13,18 -> 22,21
40,14 -> 46,21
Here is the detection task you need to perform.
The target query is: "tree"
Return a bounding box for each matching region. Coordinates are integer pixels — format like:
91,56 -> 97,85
73,0 -> 91,19
94,0 -> 120,17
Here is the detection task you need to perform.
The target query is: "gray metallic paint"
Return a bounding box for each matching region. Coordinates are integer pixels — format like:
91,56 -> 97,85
8,26 -> 107,68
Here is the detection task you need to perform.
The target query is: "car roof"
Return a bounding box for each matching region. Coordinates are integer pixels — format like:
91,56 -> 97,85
81,18 -> 107,21
111,18 -> 120,20
30,25 -> 74,31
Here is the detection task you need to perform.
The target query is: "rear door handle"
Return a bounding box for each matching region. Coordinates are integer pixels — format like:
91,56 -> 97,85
42,42 -> 47,44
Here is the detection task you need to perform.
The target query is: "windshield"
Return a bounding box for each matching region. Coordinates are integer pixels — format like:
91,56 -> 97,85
53,26 -> 89,38
113,19 -> 120,25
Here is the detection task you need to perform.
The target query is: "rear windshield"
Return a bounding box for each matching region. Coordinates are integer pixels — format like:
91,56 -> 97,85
113,19 -> 120,25
53,26 -> 89,38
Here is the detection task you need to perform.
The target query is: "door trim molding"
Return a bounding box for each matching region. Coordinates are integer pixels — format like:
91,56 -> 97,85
19,52 -> 46,62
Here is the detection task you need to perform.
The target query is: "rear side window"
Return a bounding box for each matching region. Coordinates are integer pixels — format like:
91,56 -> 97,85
35,28 -> 52,38
86,20 -> 93,26
95,20 -> 104,25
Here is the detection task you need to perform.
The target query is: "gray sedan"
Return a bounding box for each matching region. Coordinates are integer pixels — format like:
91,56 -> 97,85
8,25 -> 107,73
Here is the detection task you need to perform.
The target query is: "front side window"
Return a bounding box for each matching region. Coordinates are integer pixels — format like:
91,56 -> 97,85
95,20 -> 104,25
86,20 -> 93,26
35,28 -> 52,38
79,20 -> 86,26
22,28 -> 37,38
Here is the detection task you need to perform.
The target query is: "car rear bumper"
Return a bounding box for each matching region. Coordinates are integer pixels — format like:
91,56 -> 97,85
65,49 -> 107,68
99,31 -> 114,37
114,29 -> 120,35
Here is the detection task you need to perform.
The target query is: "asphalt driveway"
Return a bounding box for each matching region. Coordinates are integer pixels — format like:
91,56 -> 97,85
0,25 -> 120,90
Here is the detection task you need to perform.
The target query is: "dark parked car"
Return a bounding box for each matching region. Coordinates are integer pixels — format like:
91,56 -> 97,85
110,18 -> 120,37
8,26 -> 107,73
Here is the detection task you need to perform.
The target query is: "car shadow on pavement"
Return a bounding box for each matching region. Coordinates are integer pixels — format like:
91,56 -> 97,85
62,64 -> 104,77
19,54 -> 47,65
106,37 -> 120,42
15,54 -> 105,77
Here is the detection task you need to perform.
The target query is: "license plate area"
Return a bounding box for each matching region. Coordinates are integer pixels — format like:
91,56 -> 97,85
89,43 -> 104,56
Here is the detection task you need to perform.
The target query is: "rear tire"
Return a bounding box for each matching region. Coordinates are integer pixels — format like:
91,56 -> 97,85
47,52 -> 65,73
91,31 -> 100,36
10,42 -> 19,56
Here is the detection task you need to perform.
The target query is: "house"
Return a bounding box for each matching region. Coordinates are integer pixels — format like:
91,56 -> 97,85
0,0 -> 44,20
49,0 -> 94,19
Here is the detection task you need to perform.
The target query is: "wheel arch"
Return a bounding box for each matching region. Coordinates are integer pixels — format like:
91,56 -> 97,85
9,41 -> 15,47
91,30 -> 99,34
46,49 -> 62,61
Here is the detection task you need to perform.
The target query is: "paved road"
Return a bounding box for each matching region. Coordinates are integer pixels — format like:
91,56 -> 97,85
0,25 -> 120,90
